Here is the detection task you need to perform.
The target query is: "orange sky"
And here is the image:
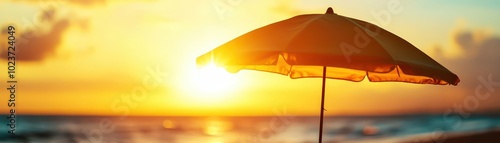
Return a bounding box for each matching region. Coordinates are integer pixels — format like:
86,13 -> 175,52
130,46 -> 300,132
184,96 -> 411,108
0,0 -> 499,116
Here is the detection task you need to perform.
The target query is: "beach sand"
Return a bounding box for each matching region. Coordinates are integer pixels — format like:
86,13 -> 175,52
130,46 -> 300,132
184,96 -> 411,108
406,129 -> 500,143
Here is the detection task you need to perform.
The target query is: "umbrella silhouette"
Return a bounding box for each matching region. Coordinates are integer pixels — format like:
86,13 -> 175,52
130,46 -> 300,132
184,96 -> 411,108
197,7 -> 459,142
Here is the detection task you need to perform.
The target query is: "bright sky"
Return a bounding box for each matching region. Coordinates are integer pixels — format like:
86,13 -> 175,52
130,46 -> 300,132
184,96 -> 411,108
0,0 -> 499,116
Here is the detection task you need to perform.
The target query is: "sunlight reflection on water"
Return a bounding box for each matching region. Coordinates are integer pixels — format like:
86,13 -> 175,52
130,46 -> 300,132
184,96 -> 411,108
2,115 -> 500,143
162,119 -> 176,129
203,117 -> 233,136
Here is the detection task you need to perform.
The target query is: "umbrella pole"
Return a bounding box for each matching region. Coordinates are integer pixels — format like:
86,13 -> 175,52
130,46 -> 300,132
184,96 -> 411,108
319,66 -> 326,143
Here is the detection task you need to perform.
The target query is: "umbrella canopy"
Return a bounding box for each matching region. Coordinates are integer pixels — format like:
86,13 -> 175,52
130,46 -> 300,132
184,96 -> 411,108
197,8 -> 459,85
196,7 -> 460,143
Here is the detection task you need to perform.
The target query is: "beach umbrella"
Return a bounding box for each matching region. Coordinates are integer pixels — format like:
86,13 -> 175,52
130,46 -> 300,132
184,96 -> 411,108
196,7 -> 460,142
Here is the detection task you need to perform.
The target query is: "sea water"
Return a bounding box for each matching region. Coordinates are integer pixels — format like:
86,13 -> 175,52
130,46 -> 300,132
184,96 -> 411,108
1,115 -> 499,143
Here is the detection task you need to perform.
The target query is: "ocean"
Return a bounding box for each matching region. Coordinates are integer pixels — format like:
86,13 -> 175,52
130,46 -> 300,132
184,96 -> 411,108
1,115 -> 500,143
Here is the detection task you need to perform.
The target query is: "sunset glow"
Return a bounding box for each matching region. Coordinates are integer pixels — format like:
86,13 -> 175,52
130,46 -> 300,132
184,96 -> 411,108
180,63 -> 238,103
0,0 -> 499,117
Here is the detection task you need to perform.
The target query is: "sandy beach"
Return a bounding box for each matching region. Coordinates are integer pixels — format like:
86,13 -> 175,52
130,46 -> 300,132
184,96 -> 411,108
404,129 -> 500,143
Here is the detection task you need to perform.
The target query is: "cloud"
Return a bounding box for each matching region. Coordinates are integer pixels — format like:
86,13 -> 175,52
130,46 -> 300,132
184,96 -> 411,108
434,29 -> 500,112
68,0 -> 106,7
0,6 -> 72,61
15,0 -> 106,7
2,20 -> 69,61
449,30 -> 500,80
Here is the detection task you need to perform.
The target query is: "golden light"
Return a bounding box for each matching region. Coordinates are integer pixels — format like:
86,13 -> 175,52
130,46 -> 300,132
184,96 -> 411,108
174,61 -> 240,105
169,28 -> 246,106
193,63 -> 237,94
203,118 -> 232,136
162,119 -> 177,129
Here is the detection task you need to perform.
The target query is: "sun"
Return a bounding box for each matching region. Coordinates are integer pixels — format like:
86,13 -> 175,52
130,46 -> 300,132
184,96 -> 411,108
193,63 -> 237,94
177,62 -> 239,103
